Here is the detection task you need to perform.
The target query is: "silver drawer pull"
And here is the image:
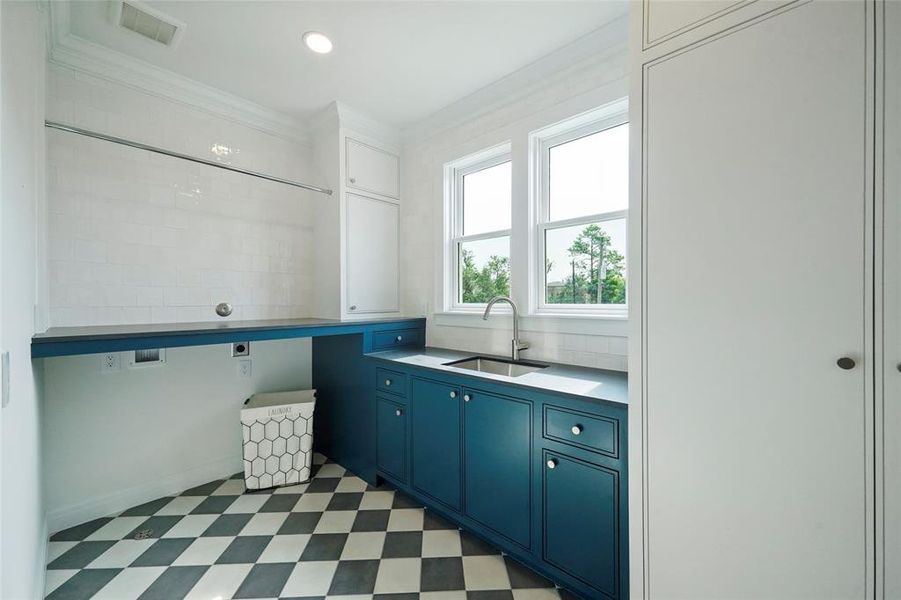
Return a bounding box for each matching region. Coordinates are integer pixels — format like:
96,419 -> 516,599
571,424 -> 583,435
395,409 -> 403,417
547,458 -> 558,469
463,394 -> 471,402
384,379 -> 392,386
396,335 -> 403,342
449,391 -> 457,399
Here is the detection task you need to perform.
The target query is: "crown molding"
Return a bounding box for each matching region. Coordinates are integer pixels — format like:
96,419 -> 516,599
310,101 -> 401,151
401,15 -> 629,147
46,1 -> 310,145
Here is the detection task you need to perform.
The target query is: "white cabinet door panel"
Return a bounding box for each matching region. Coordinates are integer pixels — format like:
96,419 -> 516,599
643,3 -> 869,598
346,138 -> 399,199
346,193 -> 399,314
883,2 -> 900,597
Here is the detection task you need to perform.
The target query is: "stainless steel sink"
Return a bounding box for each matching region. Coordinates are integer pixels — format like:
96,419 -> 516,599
444,356 -> 548,378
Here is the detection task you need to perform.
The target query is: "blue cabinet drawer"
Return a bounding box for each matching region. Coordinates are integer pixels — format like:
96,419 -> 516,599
544,405 -> 619,458
373,328 -> 422,351
377,368 -> 407,396
377,397 -> 407,482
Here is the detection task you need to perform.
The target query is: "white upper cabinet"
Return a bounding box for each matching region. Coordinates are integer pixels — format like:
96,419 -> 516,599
346,193 -> 399,315
346,138 -> 399,199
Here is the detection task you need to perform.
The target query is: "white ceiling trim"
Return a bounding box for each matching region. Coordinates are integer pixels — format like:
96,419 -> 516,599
46,2 -> 309,145
400,15 -> 629,147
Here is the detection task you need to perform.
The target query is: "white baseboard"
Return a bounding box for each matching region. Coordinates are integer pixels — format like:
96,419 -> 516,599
47,455 -> 241,535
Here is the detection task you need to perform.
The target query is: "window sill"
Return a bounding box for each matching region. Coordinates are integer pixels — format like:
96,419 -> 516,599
433,311 -> 628,337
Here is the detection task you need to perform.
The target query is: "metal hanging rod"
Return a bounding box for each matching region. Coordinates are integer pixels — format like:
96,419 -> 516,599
44,121 -> 333,196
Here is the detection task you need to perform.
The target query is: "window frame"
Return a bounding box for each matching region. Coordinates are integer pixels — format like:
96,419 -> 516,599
443,144 -> 513,312
530,102 -> 629,318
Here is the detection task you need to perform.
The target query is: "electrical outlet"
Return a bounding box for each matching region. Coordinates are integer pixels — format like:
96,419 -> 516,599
100,353 -> 121,374
232,342 -> 250,357
238,359 -> 252,378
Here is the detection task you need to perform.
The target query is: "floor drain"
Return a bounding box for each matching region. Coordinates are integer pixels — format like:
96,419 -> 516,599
133,529 -> 153,540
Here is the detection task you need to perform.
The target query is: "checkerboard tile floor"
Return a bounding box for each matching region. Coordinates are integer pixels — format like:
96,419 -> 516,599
45,454 -> 572,600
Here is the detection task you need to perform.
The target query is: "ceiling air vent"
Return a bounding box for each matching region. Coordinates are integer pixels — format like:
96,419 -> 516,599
112,1 -> 185,48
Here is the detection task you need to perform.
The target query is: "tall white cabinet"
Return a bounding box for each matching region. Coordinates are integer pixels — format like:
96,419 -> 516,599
629,2 -> 890,598
880,4 -> 900,599
312,102 -> 401,319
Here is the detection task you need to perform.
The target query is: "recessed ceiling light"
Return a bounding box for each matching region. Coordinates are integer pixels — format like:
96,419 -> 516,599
303,31 -> 333,54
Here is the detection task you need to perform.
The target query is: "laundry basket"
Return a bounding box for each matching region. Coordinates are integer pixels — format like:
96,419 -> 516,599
241,389 -> 316,490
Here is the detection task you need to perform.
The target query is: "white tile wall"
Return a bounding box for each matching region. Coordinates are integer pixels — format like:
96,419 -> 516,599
46,65 -> 319,327
399,46 -> 630,371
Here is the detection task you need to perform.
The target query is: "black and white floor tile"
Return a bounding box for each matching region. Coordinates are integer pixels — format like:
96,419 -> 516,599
45,454 -> 570,600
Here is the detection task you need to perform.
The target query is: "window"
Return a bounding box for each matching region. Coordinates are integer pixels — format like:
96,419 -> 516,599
445,146 -> 512,308
534,104 -> 628,315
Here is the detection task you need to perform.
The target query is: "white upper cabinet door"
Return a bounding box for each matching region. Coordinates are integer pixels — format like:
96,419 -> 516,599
346,138 -> 399,199
346,193 -> 399,315
642,2 -> 870,598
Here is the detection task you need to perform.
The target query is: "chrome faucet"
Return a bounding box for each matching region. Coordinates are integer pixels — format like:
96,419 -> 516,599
483,296 -> 529,361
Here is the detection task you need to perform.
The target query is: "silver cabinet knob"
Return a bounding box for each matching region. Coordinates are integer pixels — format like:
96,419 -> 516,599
571,424 -> 583,435
384,379 -> 392,386
449,391 -> 457,399
349,177 -> 356,183
395,409 -> 403,417
837,357 -> 856,370
349,305 -> 357,311
463,394 -> 471,402
396,335 -> 403,342
547,458 -> 558,469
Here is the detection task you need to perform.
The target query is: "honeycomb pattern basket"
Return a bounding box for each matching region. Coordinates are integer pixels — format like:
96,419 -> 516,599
241,391 -> 315,490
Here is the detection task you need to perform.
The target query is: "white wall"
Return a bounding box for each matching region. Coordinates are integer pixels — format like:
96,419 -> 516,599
400,21 -> 629,370
40,65 -> 328,533
46,64 -> 320,327
1,2 -> 48,598
43,338 -> 312,533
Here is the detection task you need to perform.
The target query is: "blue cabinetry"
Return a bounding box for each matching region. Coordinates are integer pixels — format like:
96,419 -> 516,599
543,450 -> 621,599
411,378 -> 463,510
376,397 -> 407,482
463,388 -> 532,549
372,358 -> 628,600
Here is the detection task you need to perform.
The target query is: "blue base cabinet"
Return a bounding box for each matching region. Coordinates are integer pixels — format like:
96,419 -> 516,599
376,397 -> 407,482
411,378 -> 463,510
543,450 -> 621,599
370,360 -> 628,600
464,388 -> 532,549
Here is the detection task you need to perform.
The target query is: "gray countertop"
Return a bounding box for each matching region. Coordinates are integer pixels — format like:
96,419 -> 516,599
366,347 -> 628,405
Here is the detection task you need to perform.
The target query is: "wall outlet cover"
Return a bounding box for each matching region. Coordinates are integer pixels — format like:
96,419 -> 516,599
238,359 -> 252,378
100,353 -> 121,374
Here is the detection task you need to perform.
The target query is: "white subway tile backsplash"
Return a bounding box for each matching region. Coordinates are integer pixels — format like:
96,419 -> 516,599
47,65 -> 319,328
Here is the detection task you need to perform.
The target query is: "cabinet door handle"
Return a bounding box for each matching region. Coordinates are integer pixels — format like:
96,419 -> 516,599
463,394 -> 471,402
396,335 -> 403,342
395,409 -> 403,417
547,458 -> 558,470
384,379 -> 392,386
571,424 -> 583,435
349,305 -> 357,311
349,177 -> 356,184
837,357 -> 856,370
449,391 -> 457,398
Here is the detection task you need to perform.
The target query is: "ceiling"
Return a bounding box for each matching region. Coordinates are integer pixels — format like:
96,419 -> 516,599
66,1 -> 628,129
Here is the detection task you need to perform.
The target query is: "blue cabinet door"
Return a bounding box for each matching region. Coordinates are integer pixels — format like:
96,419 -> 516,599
463,389 -> 531,548
543,451 -> 621,599
376,398 -> 406,482
411,378 -> 462,510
